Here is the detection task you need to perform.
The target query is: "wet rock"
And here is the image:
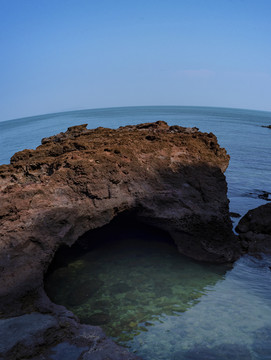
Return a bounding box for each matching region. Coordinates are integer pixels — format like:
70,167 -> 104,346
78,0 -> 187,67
244,189 -> 271,201
261,124 -> 271,129
258,191 -> 271,201
236,202 -> 271,254
0,313 -> 59,359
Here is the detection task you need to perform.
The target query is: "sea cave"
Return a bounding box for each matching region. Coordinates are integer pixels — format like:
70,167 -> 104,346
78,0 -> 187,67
44,211 -> 232,359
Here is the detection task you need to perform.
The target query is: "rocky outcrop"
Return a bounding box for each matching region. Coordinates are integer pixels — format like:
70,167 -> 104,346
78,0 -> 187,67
261,125 -> 271,129
236,202 -> 271,254
0,121 -> 238,359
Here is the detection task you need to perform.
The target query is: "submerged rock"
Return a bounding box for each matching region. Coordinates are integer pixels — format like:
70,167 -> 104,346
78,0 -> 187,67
67,279 -> 104,306
0,121 -> 238,359
83,312 -> 111,326
236,202 -> 271,254
244,189 -> 271,201
110,283 -> 132,294
258,191 -> 271,201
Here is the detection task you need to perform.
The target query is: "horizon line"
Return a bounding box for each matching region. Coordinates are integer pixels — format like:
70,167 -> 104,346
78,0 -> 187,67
1,104 -> 271,124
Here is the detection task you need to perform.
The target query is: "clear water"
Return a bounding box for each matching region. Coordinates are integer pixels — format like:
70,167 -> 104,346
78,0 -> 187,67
44,219 -> 271,360
45,221 -> 231,341
1,106 -> 271,359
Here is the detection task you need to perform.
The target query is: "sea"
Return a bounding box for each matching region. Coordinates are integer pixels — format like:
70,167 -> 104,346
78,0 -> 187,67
1,106 -> 271,359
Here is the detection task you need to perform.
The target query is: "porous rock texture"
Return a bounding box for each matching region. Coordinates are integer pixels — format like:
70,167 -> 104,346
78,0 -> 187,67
0,121 -> 238,359
236,202 -> 271,254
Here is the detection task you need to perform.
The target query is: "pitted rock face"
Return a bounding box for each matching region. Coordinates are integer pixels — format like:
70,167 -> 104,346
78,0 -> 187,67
0,121 -> 238,315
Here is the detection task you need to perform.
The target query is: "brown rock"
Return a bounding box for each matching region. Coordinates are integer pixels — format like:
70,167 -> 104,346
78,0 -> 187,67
0,121 -> 238,308
236,202 -> 271,254
0,121 -> 239,359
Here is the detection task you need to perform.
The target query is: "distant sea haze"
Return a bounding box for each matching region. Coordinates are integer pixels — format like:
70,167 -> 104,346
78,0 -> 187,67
0,106 -> 270,221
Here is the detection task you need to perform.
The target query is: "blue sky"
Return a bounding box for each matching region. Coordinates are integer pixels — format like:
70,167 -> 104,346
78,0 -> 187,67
0,0 -> 271,121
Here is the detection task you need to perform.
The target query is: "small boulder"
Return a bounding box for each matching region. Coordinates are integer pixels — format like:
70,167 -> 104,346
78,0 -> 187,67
236,203 -> 271,254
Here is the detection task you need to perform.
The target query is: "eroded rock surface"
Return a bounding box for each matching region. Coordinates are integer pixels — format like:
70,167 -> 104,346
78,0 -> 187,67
0,313 -> 59,359
236,202 -> 271,254
0,309 -> 139,360
0,121 -> 238,359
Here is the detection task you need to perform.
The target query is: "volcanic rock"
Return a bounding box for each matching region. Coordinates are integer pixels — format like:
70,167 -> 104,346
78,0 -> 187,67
236,202 -> 271,254
0,121 -> 238,358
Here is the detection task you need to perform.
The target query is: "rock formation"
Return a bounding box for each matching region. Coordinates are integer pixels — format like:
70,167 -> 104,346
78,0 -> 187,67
236,202 -> 271,254
0,121 -> 238,359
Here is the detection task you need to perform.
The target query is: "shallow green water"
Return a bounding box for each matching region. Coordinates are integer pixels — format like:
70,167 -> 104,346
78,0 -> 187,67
45,219 -> 271,360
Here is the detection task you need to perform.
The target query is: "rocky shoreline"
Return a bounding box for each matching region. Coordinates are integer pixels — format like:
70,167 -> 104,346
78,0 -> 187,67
0,121 -> 270,359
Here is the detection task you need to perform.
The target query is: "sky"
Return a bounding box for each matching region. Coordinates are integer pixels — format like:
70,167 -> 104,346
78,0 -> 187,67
0,0 -> 271,122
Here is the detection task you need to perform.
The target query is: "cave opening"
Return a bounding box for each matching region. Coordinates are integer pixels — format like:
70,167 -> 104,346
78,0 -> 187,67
45,210 -> 175,275
44,210 -> 229,349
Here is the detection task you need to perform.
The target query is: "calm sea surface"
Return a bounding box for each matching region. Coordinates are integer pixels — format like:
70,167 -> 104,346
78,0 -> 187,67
1,106 -> 271,359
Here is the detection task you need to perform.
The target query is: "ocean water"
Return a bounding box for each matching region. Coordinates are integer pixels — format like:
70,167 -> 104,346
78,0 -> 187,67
1,106 -> 271,359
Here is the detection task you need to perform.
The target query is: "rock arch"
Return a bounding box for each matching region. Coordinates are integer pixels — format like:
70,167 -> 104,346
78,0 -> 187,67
0,122 -> 240,358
